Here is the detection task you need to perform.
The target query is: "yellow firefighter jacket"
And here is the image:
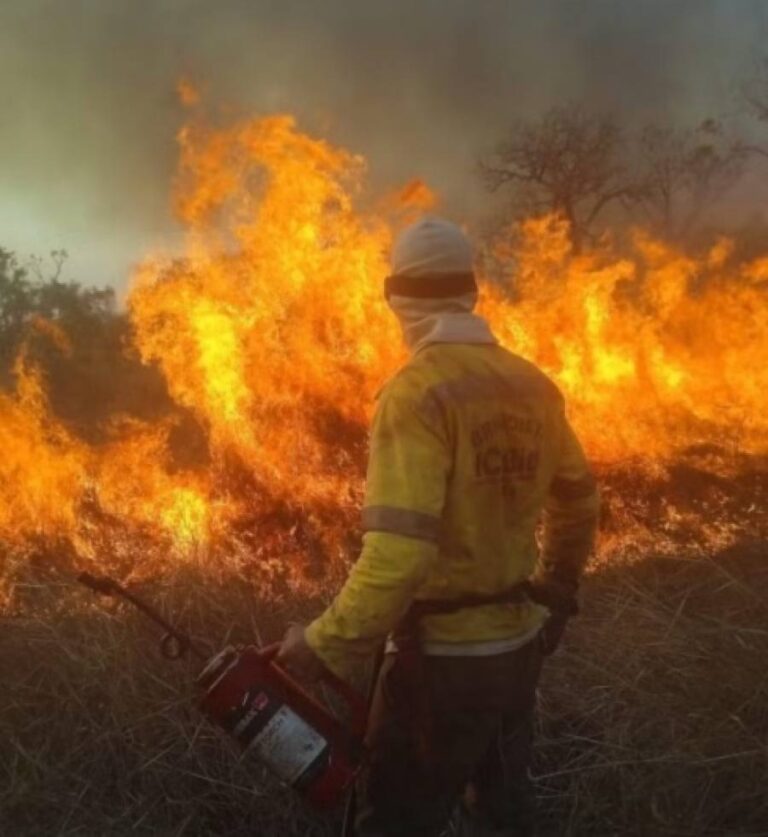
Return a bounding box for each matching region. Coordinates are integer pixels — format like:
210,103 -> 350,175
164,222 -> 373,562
305,342 -> 599,679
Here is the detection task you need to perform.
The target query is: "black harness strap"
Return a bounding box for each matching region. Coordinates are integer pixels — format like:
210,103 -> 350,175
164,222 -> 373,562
405,579 -> 578,620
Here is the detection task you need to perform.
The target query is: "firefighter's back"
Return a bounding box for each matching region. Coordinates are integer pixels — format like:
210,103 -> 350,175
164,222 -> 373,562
379,341 -> 573,649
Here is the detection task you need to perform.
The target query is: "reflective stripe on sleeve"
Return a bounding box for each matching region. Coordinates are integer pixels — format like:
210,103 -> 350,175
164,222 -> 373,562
549,473 -> 597,501
362,506 -> 441,543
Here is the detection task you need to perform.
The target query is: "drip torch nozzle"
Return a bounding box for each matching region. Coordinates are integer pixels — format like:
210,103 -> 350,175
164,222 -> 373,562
77,571 -> 122,596
76,571 -> 208,661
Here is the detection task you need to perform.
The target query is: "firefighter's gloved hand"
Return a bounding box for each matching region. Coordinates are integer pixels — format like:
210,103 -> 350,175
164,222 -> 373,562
276,623 -> 325,682
529,573 -> 578,657
538,612 -> 570,656
528,573 -> 578,616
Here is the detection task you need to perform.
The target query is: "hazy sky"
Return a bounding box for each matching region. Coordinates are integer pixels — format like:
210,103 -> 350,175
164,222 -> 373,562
1,0 -> 767,290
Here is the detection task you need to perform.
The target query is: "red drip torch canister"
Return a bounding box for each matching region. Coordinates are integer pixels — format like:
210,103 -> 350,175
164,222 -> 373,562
197,644 -> 367,810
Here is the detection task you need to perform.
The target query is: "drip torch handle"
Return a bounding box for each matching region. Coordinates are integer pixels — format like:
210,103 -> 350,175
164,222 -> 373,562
260,643 -> 368,736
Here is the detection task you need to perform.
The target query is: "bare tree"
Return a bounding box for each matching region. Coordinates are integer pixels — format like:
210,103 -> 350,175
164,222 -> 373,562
632,120 -> 746,240
741,55 -> 768,159
478,105 -> 637,251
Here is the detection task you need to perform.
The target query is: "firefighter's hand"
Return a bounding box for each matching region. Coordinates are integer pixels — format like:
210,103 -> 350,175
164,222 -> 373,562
538,612 -> 570,656
529,571 -> 578,656
276,623 -> 325,682
528,572 -> 578,615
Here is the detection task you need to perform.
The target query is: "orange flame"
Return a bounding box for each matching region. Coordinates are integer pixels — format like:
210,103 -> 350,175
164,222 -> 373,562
482,215 -> 768,461
0,354 -> 89,541
1,103 -> 766,593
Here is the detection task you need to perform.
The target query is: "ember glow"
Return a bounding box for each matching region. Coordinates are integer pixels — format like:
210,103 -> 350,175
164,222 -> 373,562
1,102 -> 766,594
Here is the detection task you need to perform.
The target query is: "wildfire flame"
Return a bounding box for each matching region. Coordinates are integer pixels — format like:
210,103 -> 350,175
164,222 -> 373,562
1,99 -> 766,596
483,217 -> 768,461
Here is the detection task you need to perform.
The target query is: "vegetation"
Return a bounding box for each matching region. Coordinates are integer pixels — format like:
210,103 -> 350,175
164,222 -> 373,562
0,248 -> 172,437
1,277 -> 765,835
2,65 -> 768,833
478,106 -> 638,251
3,490 -> 766,835
478,92 -> 767,250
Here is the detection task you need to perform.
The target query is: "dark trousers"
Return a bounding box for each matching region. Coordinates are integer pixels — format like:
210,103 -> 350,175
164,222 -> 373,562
355,639 -> 543,837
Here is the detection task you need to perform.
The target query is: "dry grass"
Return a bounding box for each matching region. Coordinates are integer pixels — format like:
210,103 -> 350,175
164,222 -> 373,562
2,545 -> 766,837
0,573 -> 334,836
2,455 -> 767,835
536,544 -> 768,836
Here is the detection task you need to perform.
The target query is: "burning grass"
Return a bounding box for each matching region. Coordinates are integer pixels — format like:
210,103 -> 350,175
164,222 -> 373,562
2,458 -> 766,836
2,104 -> 767,590
1,101 -> 767,834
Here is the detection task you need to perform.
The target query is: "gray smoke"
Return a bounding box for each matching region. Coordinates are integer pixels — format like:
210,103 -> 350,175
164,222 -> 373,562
0,0 -> 766,287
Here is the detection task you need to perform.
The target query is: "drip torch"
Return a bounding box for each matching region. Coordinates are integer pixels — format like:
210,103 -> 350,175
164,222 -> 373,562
77,572 -> 368,811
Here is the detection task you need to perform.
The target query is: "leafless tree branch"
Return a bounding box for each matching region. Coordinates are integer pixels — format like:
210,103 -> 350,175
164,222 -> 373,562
478,104 -> 638,251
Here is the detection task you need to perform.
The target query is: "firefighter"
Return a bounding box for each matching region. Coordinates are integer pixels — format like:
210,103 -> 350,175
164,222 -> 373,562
278,216 -> 600,837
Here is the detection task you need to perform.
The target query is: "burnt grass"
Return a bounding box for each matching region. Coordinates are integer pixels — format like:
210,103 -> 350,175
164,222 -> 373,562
1,457 -> 767,836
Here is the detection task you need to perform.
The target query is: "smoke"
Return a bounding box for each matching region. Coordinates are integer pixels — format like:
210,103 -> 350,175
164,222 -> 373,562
0,0 -> 765,287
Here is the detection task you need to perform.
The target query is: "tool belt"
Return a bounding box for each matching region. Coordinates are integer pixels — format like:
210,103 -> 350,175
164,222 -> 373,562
390,579 -> 577,767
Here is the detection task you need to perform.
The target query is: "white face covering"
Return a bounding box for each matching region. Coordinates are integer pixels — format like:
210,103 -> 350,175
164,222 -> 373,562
387,292 -> 497,354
